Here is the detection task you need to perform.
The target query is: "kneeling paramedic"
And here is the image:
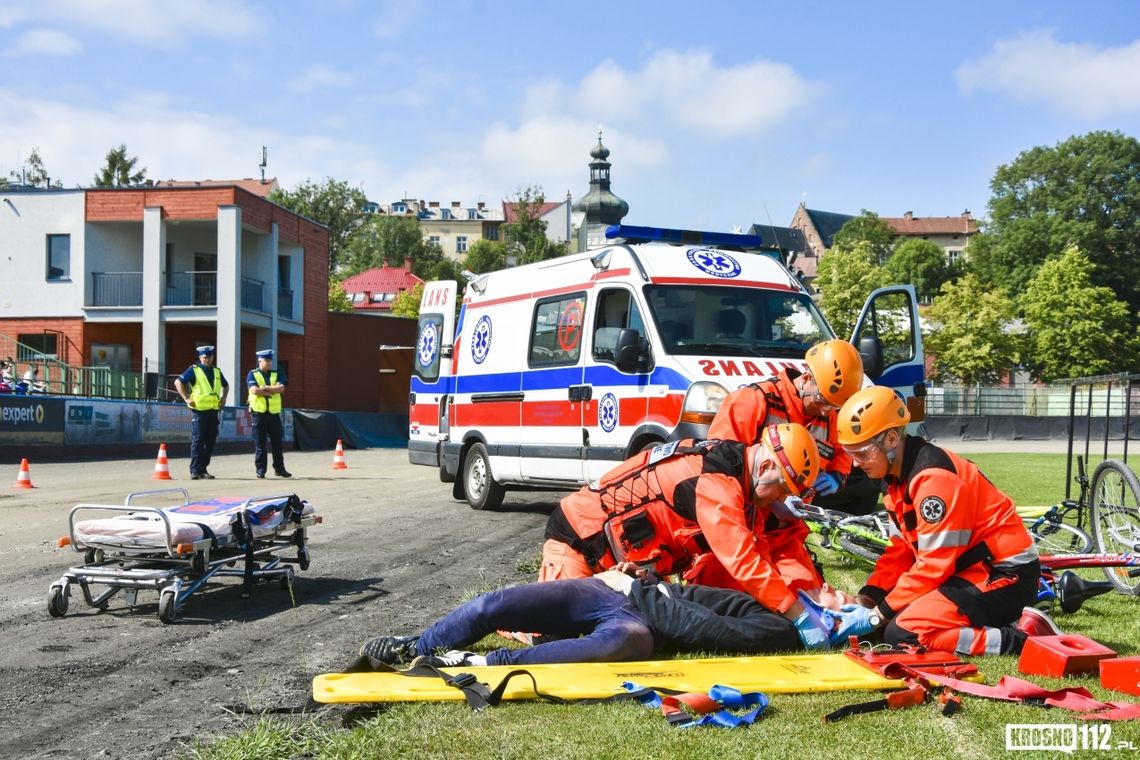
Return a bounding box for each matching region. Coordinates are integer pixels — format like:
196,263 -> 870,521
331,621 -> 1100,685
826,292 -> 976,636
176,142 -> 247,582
358,565 -> 857,668
540,423 -> 844,650
832,386 -> 1053,654
708,339 -> 866,509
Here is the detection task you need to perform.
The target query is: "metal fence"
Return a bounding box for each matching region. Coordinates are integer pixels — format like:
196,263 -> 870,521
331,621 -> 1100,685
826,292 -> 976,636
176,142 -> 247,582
928,377 -> 1140,417
91,272 -> 143,306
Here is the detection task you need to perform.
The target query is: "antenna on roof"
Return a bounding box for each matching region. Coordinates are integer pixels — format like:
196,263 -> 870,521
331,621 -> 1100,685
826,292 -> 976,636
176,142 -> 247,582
259,146 -> 268,183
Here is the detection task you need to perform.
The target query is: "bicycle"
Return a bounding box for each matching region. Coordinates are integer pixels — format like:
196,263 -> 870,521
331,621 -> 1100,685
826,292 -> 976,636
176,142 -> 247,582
1087,459 -> 1140,594
799,504 -> 890,569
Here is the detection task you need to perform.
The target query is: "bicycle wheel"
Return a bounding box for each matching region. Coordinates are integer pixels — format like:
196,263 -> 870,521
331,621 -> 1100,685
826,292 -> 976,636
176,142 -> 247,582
1089,459 -> 1140,594
835,515 -> 888,567
1022,517 -> 1093,554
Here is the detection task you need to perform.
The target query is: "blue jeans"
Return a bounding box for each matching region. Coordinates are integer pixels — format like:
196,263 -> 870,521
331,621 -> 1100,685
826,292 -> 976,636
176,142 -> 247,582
416,578 -> 654,666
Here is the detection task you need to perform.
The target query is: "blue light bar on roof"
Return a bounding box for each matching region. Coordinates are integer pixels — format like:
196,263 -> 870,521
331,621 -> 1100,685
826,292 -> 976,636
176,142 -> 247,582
605,224 -> 763,249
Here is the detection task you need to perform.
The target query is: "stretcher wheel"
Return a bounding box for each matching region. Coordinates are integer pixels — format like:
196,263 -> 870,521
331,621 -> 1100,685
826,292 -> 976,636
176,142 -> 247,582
48,585 -> 69,617
297,545 -> 310,571
190,552 -> 207,575
463,442 -> 505,511
158,589 -> 178,624
279,568 -> 294,589
83,548 -> 104,565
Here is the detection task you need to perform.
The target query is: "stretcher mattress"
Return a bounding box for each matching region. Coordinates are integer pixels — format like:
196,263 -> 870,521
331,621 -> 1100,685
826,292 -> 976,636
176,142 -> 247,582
74,495 -> 314,550
314,653 -> 911,704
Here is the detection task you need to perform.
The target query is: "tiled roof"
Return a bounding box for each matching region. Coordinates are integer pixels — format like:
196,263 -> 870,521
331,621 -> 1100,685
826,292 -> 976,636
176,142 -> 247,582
804,208 -> 854,248
883,214 -> 979,236
342,266 -> 423,311
150,178 -> 279,197
502,201 -> 565,223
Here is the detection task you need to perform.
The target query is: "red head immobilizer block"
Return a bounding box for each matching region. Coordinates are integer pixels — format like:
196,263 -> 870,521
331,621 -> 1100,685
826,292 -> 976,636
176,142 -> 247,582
1018,634 -> 1117,678
1100,657 -> 1140,697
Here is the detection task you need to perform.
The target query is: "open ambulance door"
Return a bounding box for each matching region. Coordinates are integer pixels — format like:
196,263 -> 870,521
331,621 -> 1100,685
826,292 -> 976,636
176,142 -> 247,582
408,280 -> 457,471
850,284 -> 926,423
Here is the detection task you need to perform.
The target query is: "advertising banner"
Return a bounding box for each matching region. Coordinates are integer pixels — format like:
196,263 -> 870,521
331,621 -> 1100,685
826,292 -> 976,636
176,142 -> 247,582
0,397 -> 65,444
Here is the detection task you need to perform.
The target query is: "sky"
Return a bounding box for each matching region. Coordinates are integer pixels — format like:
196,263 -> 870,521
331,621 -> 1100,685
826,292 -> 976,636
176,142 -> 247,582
2,1 -> 1139,232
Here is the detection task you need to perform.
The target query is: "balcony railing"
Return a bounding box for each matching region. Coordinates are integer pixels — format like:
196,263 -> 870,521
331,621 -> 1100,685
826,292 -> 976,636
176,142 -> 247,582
241,276 -> 265,312
278,288 -> 294,319
91,272 -> 143,306
166,271 -> 217,306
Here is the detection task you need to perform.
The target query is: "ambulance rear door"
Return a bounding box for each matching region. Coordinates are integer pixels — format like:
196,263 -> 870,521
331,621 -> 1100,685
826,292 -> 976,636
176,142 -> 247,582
850,284 -> 927,421
408,280 -> 456,467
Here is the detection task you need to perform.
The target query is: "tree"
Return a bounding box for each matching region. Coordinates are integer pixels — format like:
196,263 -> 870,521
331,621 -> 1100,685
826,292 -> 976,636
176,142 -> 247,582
463,239 -> 507,274
93,144 -> 146,188
390,282 -> 423,319
327,278 -> 354,313
924,273 -> 1021,385
970,131 -> 1140,318
815,240 -> 889,339
1019,246 -> 1137,381
885,238 -> 952,302
269,179 -> 370,274
831,210 -> 896,265
13,148 -> 60,188
343,215 -> 430,275
503,185 -> 562,264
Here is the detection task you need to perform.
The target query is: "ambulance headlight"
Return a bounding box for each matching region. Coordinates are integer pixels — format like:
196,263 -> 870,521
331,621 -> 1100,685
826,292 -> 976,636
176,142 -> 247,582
679,381 -> 729,425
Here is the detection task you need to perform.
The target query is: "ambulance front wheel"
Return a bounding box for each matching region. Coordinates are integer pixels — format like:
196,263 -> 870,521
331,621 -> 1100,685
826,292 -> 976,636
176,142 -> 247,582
464,442 -> 505,511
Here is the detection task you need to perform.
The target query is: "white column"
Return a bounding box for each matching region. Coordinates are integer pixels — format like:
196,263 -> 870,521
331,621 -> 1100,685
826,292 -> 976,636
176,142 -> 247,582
142,206 -> 165,374
217,205 -> 242,406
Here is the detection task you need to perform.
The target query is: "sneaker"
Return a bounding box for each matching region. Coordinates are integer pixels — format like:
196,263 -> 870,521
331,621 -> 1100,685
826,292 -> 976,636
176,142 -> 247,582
275,470 -> 292,478
359,635 -> 420,666
190,473 -> 202,480
416,649 -> 477,668
202,472 -> 215,480
1016,606 -> 1063,637
256,472 -> 266,479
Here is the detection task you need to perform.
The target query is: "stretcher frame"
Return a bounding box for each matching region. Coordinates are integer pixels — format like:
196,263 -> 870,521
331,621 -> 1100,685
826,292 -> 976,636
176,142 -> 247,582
48,488 -> 318,624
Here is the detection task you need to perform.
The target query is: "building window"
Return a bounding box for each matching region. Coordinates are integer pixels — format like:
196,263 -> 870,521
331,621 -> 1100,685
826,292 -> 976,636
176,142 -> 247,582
467,209 -> 478,220
46,234 -> 70,281
18,332 -> 58,361
947,250 -> 962,263
441,209 -> 452,220
486,226 -> 499,241
428,236 -> 441,248
351,293 -> 365,303
392,202 -> 406,214
456,236 -> 468,254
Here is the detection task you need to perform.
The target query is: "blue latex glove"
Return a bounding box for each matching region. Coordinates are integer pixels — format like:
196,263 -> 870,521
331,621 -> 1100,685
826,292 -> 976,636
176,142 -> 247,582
792,591 -> 834,650
830,604 -> 878,645
813,471 -> 841,496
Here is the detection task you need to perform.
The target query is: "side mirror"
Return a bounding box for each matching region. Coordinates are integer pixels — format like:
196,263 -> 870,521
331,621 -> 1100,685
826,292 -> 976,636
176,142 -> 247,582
616,328 -> 648,373
858,336 -> 883,379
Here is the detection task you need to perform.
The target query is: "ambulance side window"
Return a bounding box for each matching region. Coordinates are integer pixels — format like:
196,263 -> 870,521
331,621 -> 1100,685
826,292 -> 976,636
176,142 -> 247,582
529,293 -> 585,367
415,314 -> 444,381
592,289 -> 645,365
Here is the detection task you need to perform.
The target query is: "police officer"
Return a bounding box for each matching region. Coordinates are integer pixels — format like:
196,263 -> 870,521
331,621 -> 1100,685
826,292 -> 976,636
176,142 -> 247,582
174,345 -> 229,480
833,385 -> 1055,654
247,349 -> 291,479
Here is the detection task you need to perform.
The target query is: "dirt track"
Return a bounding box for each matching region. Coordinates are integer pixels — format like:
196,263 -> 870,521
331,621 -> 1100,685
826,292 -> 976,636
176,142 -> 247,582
0,448 -> 556,759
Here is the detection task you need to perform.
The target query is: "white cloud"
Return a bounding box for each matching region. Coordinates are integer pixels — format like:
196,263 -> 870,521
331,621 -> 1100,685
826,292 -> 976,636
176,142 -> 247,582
0,88 -> 387,191
287,65 -> 353,94
5,0 -> 260,44
373,0 -> 423,39
957,29 -> 1140,119
6,27 -> 81,56
523,49 -> 824,139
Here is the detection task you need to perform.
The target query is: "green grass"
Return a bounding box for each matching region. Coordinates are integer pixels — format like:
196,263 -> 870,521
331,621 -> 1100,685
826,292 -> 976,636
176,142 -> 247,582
189,453 -> 1140,760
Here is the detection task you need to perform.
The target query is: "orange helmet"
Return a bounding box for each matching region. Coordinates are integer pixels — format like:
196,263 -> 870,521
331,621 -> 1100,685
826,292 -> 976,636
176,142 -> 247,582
804,340 -> 864,407
837,386 -> 911,445
750,423 -> 820,496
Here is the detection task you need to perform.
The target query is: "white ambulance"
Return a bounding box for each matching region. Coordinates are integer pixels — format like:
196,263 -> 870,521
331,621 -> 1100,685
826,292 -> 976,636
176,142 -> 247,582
409,225 -> 925,510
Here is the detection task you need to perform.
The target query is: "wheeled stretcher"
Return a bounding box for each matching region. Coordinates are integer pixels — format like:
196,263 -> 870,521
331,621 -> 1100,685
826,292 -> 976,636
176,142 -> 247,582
49,488 -> 320,623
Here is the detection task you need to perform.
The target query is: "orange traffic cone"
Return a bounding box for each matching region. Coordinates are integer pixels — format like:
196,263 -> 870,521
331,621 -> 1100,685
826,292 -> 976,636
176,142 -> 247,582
332,439 -> 348,470
152,443 -> 172,480
12,458 -> 34,489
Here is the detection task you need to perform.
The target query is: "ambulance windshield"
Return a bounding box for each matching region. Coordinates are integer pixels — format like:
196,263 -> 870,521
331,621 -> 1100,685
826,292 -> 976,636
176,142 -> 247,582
644,285 -> 834,357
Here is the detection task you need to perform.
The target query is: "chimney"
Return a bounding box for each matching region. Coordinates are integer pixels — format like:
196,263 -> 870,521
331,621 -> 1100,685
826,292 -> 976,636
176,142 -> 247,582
904,211 -> 914,220
451,201 -> 461,208
404,257 -> 413,272
419,200 -> 426,209
477,202 -> 485,210
428,201 -> 440,208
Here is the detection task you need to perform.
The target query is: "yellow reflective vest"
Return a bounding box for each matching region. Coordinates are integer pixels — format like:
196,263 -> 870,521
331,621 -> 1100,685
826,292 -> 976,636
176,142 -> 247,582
190,365 -> 223,411
249,370 -> 281,414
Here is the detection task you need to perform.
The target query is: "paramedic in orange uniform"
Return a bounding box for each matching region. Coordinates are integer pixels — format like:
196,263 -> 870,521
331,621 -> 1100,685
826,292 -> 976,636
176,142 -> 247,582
540,423 -> 840,649
833,386 -> 1056,655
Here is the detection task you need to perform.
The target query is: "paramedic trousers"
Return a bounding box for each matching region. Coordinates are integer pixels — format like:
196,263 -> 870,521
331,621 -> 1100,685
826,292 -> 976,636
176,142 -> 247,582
190,409 -> 220,477
252,411 -> 286,476
415,578 -> 654,666
884,561 -> 1039,656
